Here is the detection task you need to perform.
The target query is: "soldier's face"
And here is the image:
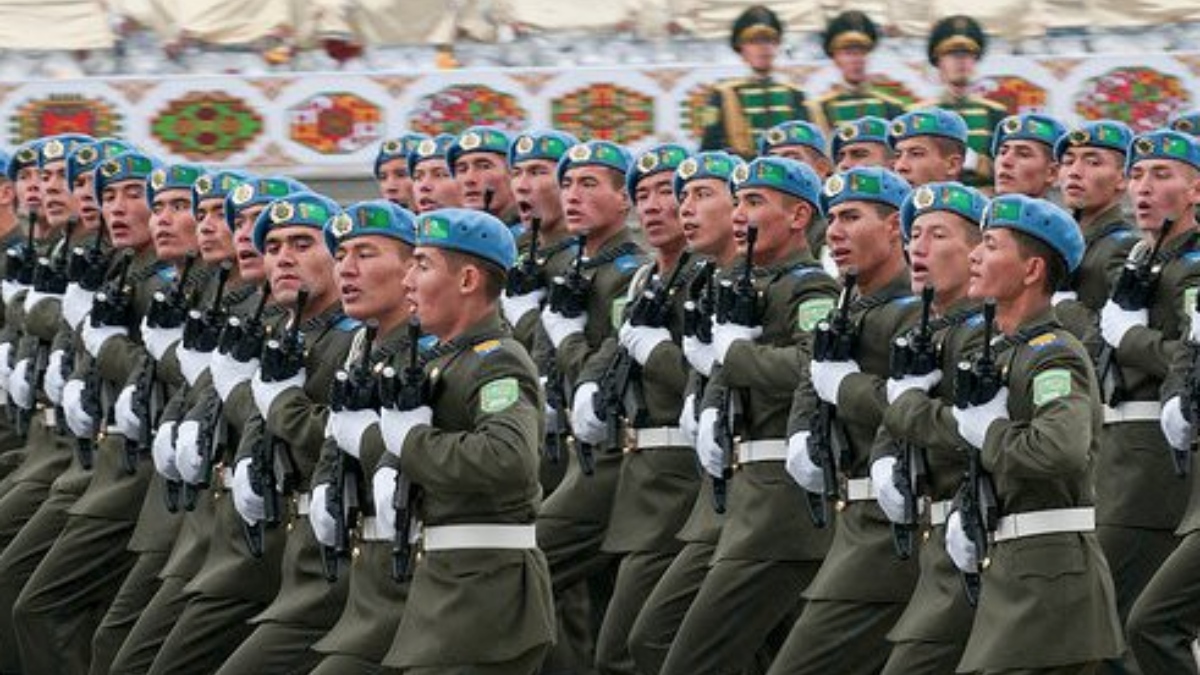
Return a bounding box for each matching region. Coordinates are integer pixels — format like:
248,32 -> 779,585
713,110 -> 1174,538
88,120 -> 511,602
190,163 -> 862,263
907,211 -> 978,303
731,186 -> 810,265
195,197 -> 235,264
968,228 -> 1037,301
893,137 -> 961,187
412,159 -> 462,214
511,159 -> 564,230
335,235 -> 413,326
738,38 -> 778,73
263,226 -> 335,310
233,204 -> 267,282
836,142 -> 891,172
376,158 -> 413,209
16,166 -> 41,213
635,172 -> 684,251
769,146 -> 832,178
560,166 -> 630,236
404,247 -> 478,338
826,201 -> 901,276
454,152 -> 516,216
833,47 -> 868,84
101,180 -> 152,250
1058,146 -> 1126,214
1127,159 -> 1200,233
73,173 -> 101,233
994,141 -> 1057,197
150,188 -> 198,262
938,51 -> 977,87
680,178 -> 735,258
39,161 -> 76,228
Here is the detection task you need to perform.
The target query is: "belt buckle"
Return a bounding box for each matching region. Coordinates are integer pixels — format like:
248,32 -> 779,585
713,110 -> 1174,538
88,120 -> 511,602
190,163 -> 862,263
731,436 -> 743,471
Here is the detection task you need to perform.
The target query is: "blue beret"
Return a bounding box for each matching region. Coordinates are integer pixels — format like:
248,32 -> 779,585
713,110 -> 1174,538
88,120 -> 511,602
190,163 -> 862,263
508,130 -> 579,167
191,170 -> 251,221
324,199 -> 417,254
224,176 -> 308,231
821,167 -> 911,213
94,151 -> 160,203
556,140 -> 632,186
830,116 -> 889,159
887,107 -> 968,149
147,163 -> 206,205
406,134 -> 456,176
446,126 -> 512,176
414,207 -> 516,270
758,121 -> 828,159
900,181 -> 988,242
37,134 -> 94,168
7,140 -> 42,182
375,134 -> 428,178
1054,120 -> 1133,161
252,192 -> 341,254
1169,111 -> 1200,138
673,151 -> 743,201
1125,129 -> 1200,175
67,139 -> 135,186
626,144 -> 690,201
731,156 -> 823,215
982,194 -> 1084,272
991,113 -> 1066,156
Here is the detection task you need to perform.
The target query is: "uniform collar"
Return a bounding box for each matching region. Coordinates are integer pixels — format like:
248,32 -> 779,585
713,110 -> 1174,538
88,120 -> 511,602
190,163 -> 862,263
1081,203 -> 1129,245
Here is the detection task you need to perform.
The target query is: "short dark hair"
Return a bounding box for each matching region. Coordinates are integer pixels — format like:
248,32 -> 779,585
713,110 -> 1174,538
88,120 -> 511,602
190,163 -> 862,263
1012,230 -> 1068,294
443,249 -> 507,300
931,136 -> 966,160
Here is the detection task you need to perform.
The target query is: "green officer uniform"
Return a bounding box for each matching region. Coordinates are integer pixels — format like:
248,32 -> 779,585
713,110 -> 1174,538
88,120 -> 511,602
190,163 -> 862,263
816,12 -> 906,128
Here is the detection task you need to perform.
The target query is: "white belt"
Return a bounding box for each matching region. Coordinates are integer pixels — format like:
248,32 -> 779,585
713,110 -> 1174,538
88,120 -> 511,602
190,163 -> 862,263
422,524 -> 537,551
993,507 -> 1095,543
736,440 -> 787,464
217,467 -> 234,491
845,477 -> 876,502
105,425 -> 123,436
1103,401 -> 1162,424
42,408 -> 56,426
295,492 -> 312,516
632,427 -> 689,450
359,517 -> 391,542
928,499 -> 954,525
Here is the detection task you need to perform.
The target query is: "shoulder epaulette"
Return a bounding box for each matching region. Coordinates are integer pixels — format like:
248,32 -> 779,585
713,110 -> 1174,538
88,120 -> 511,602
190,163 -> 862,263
156,266 -> 177,282
417,334 -> 439,353
1027,331 -> 1062,350
892,294 -> 920,306
969,95 -> 1009,113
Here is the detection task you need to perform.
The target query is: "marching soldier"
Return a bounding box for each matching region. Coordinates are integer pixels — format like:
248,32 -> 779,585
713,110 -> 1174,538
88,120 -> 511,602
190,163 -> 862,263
449,126 -> 522,231
0,150 -> 26,479
922,15 -> 1009,189
831,116 -> 893,172
409,134 -> 462,214
699,5 -> 823,159
816,11 -> 906,128
888,107 -> 969,187
759,121 -> 836,275
379,207 -> 554,673
946,194 -> 1124,673
375,133 -> 427,210
992,113 -> 1066,198
775,167 -> 919,674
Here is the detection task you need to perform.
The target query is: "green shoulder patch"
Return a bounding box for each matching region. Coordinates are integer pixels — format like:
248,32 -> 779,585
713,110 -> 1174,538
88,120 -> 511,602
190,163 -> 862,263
1032,368 -> 1072,407
1184,287 -> 1197,318
797,297 -> 835,332
480,377 -> 520,413
611,297 -> 629,331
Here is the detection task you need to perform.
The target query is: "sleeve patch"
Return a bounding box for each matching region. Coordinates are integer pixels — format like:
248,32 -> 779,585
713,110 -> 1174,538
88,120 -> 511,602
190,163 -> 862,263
1032,368 -> 1072,406
480,377 -> 520,413
797,297 -> 835,331
611,297 -> 629,331
1184,287 -> 1197,317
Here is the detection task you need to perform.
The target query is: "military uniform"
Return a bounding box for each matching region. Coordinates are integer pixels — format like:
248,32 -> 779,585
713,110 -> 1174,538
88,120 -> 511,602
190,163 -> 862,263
924,95 -> 1008,189
817,11 -> 905,128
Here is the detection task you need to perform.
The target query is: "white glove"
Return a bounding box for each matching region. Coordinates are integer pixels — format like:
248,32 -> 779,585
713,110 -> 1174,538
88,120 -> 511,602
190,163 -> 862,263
231,457 -> 265,525
811,359 -> 861,405
1100,300 -> 1147,349
250,370 -> 305,417
952,387 -> 1010,450
381,405 -> 433,460
82,321 -> 127,359
682,336 -> 716,377
945,510 -> 979,573
62,379 -> 94,438
211,352 -> 260,402
372,467 -> 400,538
1191,308 -> 1200,344
1,280 -> 22,305
886,370 -> 942,404
871,456 -> 908,524
329,409 -> 379,459
175,420 -> 208,483
570,382 -> 606,445
619,322 -> 672,366
308,483 -> 337,548
1051,290 -> 1078,307
114,384 -> 142,439
176,346 -> 209,386
62,283 -> 94,330
23,290 -> 55,314
501,289 -> 544,327
785,431 -> 824,492
695,407 -> 723,478
8,359 -> 32,409
44,350 -> 67,404
541,307 -> 586,349
141,317 -> 184,361
711,322 -> 762,365
1162,396 -> 1192,452
152,421 -> 181,480
0,342 -> 13,394
678,394 -> 698,446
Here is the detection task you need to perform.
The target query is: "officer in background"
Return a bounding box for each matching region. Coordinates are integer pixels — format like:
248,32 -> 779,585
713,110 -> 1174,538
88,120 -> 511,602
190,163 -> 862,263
888,107 -> 969,187
375,133 -> 427,210
699,5 -> 824,159
992,113 -> 1066,198
921,15 -> 1009,189
830,116 -> 893,172
816,11 -> 906,128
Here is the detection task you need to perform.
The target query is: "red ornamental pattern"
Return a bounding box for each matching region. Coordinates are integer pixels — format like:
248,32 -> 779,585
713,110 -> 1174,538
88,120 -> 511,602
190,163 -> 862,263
972,76 -> 1048,114
10,94 -> 122,144
407,84 -> 526,135
1075,67 -> 1191,131
289,92 -> 384,154
551,83 -> 655,144
150,91 -> 264,160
